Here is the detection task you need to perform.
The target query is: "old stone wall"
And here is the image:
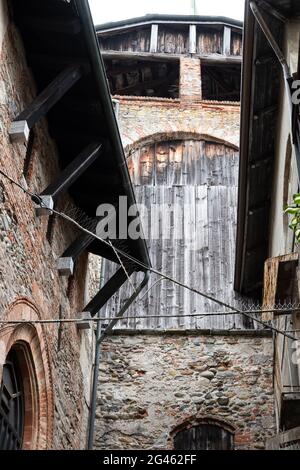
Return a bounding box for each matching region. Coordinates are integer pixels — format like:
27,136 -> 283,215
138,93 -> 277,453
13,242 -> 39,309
95,332 -> 275,450
0,3 -> 94,449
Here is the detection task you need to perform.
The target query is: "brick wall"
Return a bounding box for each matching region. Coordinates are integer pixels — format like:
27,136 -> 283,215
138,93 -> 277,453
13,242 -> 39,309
95,332 -> 275,450
0,5 -> 94,449
114,96 -> 240,154
180,57 -> 202,101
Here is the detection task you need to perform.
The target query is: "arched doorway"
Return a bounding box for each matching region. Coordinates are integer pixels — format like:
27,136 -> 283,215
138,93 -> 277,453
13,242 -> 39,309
171,417 -> 235,450
173,423 -> 234,450
0,300 -> 53,449
0,347 -> 25,449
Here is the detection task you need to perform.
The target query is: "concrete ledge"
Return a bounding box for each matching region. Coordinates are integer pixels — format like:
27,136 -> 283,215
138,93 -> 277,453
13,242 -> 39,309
107,328 -> 273,338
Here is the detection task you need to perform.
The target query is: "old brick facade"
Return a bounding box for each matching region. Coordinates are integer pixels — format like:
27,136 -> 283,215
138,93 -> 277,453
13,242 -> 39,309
0,1 -> 94,449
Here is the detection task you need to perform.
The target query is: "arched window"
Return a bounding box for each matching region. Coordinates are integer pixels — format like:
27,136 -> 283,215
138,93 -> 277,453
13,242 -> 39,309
0,348 -> 25,450
173,421 -> 234,450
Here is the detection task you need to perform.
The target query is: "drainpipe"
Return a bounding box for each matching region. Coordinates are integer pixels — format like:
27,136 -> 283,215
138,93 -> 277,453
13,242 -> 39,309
87,269 -> 150,449
249,1 -> 300,178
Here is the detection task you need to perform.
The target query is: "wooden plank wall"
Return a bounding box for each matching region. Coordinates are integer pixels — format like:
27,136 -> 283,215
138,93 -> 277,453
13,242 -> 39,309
196,28 -> 223,54
100,28 -> 151,52
157,26 -> 189,54
231,32 -> 243,56
101,140 -> 253,330
99,25 -> 242,57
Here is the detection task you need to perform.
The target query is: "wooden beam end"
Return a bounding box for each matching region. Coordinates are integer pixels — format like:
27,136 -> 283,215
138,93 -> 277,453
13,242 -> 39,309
76,312 -> 92,330
57,257 -> 74,276
9,120 -> 30,144
35,195 -> 54,216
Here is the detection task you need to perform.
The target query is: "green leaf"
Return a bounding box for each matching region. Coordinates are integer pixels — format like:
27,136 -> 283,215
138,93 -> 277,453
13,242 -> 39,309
291,216 -> 298,227
285,207 -> 300,215
293,194 -> 300,204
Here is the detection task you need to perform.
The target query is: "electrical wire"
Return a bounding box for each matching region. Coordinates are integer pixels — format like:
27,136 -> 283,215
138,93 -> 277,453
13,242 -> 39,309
0,307 -> 299,324
0,167 -> 298,341
107,239 -> 136,293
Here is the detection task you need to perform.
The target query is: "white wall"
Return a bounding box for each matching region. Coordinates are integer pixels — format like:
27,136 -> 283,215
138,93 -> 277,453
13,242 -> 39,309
269,22 -> 300,257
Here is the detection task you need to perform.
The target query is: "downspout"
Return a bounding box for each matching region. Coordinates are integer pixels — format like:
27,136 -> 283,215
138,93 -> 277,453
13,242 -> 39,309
249,1 -> 300,180
87,269 -> 150,449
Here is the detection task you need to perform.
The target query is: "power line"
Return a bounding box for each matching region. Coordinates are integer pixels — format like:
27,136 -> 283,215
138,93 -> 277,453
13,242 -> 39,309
0,167 -> 298,341
0,307 -> 299,323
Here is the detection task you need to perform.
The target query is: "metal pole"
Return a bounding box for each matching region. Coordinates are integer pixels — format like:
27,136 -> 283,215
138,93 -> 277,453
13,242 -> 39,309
87,258 -> 106,450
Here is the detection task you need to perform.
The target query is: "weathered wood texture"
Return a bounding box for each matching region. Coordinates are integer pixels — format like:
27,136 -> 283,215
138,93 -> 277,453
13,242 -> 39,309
100,27 -> 151,52
157,26 -> 189,54
99,26 -> 242,57
231,31 -> 243,56
101,140 -> 252,330
196,28 -> 223,54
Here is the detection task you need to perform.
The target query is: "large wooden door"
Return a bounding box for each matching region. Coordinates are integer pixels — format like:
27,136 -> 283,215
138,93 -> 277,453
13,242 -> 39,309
174,424 -> 234,450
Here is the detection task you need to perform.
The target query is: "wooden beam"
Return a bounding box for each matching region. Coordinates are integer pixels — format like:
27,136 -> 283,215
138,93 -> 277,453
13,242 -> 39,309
9,65 -> 83,143
189,25 -> 197,54
80,267 -> 133,317
223,26 -> 231,56
36,142 -> 102,216
150,24 -> 158,53
101,50 -> 242,65
56,210 -> 118,276
57,232 -> 95,276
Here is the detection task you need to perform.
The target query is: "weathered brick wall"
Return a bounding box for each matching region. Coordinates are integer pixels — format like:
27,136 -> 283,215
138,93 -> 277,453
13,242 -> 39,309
115,96 -> 240,154
180,57 -> 202,101
95,332 -> 275,450
0,4 -> 94,449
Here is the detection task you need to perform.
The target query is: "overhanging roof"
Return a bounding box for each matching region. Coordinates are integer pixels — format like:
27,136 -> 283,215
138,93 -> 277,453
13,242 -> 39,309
234,0 -> 300,296
96,14 -> 243,34
11,0 -> 150,272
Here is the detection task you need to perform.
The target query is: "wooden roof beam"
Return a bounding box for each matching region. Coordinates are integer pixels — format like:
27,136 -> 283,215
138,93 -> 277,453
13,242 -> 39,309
101,50 -> 242,64
9,65 -> 83,144
36,142 -> 102,216
80,267 -> 133,317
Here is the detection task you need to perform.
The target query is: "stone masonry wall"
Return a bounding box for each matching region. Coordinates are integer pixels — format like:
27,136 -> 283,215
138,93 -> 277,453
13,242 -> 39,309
0,3 -> 94,449
95,332 -> 275,450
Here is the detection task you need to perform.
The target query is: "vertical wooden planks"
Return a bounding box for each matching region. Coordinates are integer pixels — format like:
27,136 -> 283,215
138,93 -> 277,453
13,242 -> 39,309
101,139 -> 250,330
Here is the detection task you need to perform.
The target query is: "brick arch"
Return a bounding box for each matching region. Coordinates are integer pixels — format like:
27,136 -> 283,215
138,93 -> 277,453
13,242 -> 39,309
168,414 -> 236,449
125,131 -> 239,158
0,298 -> 54,449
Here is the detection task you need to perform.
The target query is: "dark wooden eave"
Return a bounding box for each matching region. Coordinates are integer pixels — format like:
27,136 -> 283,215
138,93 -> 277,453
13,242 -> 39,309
234,0 -> 300,296
11,0 -> 151,272
95,14 -> 243,34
